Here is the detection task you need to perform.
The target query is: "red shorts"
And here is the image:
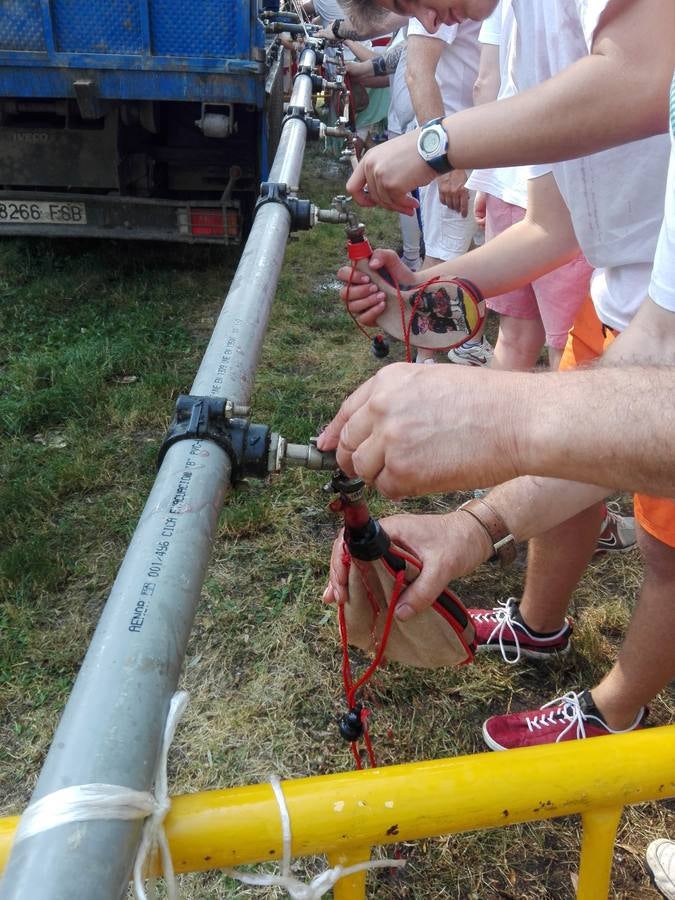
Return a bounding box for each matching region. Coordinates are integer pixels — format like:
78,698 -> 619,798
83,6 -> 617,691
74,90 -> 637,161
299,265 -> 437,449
560,295 -> 675,548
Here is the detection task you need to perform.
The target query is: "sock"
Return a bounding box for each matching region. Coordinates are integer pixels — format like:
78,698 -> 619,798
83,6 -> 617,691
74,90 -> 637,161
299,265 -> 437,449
512,602 -> 564,639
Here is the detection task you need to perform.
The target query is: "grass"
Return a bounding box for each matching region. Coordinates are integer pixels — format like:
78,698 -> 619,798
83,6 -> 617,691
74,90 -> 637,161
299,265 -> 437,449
1,148 -> 673,899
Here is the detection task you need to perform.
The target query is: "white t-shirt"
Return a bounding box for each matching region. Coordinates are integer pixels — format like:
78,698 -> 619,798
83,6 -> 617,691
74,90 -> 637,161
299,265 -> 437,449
507,0 -> 670,331
313,0 -> 356,63
466,2 -> 533,208
649,74 -> 675,313
407,17 -> 480,119
312,0 -> 344,26
387,30 -> 414,135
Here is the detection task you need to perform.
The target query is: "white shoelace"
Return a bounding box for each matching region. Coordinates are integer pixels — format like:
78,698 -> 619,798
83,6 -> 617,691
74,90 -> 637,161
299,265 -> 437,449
525,692 -> 591,743
525,691 -> 644,744
472,598 -> 525,664
473,598 -> 570,664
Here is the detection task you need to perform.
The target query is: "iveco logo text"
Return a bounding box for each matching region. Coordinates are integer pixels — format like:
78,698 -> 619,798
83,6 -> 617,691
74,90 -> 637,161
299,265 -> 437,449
12,132 -> 51,143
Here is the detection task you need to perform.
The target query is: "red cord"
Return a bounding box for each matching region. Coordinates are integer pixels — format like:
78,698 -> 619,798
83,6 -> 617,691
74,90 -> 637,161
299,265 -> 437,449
338,542 -> 407,769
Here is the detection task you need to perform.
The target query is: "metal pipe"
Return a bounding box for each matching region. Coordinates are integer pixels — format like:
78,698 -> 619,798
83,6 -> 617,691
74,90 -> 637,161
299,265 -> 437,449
0,49 -> 318,900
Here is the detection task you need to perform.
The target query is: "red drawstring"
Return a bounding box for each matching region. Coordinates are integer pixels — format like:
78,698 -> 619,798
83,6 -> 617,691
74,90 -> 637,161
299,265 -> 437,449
344,261 -> 441,363
338,540 -> 407,768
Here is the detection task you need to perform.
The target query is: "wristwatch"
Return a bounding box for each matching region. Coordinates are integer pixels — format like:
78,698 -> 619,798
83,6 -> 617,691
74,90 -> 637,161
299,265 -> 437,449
331,18 -> 342,39
458,497 -> 517,567
417,117 -> 453,175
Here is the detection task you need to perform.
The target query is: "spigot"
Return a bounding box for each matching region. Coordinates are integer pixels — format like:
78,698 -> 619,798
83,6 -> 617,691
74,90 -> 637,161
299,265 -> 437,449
267,434 -> 337,473
324,123 -> 352,139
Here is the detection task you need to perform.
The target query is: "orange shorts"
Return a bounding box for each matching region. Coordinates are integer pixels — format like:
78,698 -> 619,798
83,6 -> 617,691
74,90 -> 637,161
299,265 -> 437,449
560,296 -> 675,548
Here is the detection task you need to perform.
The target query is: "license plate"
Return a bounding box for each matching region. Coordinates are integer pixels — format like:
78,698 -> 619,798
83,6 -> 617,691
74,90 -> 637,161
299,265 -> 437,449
0,200 -> 87,225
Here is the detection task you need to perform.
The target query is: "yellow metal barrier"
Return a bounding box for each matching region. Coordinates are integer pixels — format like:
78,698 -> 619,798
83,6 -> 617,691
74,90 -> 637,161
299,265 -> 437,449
1,725 -> 674,897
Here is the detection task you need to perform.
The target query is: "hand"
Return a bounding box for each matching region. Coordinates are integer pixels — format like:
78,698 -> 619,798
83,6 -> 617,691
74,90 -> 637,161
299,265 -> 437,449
437,170 -> 469,216
316,363 -> 523,497
322,511 -> 493,620
346,131 -> 430,215
474,191 -> 487,228
313,27 -> 336,41
345,60 -> 372,83
336,249 -> 419,326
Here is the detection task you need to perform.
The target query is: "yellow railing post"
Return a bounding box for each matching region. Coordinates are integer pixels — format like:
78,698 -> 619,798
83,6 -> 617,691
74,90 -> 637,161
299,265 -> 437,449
577,806 -> 623,899
328,846 -> 371,899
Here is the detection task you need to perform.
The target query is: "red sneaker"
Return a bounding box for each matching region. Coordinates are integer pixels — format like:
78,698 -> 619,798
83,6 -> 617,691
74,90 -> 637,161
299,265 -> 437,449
482,690 -> 647,751
468,597 -> 572,663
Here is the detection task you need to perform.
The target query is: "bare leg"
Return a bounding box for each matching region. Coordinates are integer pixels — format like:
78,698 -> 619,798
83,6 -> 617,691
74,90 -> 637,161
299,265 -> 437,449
491,313 -> 546,372
592,525 -> 675,729
518,502 -> 605,633
400,209 -> 422,263
547,345 -> 563,370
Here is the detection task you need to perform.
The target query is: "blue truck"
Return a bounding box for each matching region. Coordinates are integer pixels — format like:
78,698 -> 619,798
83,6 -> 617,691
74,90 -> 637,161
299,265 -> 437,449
0,1 -> 286,243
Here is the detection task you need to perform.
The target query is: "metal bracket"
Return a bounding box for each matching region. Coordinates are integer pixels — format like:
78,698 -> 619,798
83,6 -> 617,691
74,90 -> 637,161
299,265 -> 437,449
283,105 -> 323,141
255,181 -> 314,230
158,395 -> 263,480
159,397 -> 337,480
284,104 -> 307,123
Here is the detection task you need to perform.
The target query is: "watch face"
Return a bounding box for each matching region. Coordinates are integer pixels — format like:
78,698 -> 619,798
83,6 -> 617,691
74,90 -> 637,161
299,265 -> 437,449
420,129 -> 442,155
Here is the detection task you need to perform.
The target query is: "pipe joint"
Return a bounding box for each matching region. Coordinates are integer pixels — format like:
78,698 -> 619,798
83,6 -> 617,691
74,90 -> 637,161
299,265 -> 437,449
255,181 -> 316,230
282,105 -> 323,141
158,395 -> 272,481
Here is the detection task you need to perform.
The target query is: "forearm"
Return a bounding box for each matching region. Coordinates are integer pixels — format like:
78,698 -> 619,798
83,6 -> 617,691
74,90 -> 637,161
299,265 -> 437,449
473,43 -> 500,106
406,69 -> 444,124
356,74 -> 390,89
485,475 -> 609,543
344,39 -> 375,61
410,213 -> 578,298
443,53 -> 669,171
601,298 -> 675,367
332,13 -> 405,41
377,40 -> 405,76
510,366 -> 675,498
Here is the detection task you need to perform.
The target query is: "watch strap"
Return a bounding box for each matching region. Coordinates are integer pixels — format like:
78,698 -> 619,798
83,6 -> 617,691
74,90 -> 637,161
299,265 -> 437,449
458,498 -> 517,567
332,18 -> 343,39
426,155 -> 452,174
418,117 -> 453,175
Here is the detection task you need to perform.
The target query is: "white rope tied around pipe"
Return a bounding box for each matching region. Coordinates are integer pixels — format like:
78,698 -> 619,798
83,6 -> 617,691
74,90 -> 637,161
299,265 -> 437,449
222,776 -> 406,899
133,690 -> 190,900
13,690 -> 406,898
13,691 -> 190,900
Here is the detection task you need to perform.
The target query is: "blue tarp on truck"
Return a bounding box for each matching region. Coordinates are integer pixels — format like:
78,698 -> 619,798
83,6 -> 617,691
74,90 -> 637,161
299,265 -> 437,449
0,1 -> 284,242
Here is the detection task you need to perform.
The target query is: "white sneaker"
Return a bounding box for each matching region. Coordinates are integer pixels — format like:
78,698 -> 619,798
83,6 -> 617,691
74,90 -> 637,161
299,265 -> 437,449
646,840 -> 675,899
448,337 -> 494,367
594,501 -> 637,554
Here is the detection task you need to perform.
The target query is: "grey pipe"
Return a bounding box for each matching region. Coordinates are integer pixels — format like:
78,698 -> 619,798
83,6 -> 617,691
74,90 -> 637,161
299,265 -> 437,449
0,48 -> 317,900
